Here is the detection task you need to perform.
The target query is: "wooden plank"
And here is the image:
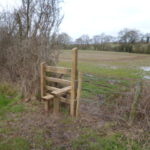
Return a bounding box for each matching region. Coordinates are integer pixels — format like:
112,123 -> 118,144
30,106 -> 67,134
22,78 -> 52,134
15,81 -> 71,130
76,72 -> 82,117
45,77 -> 71,85
51,86 -> 71,96
42,94 -> 54,100
40,62 -> 46,98
46,93 -> 70,104
46,85 -> 60,91
70,48 -> 78,116
45,66 -> 71,75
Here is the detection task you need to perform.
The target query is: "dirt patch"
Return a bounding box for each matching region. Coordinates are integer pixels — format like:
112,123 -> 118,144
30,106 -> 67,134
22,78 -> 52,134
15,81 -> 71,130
0,100 -> 106,149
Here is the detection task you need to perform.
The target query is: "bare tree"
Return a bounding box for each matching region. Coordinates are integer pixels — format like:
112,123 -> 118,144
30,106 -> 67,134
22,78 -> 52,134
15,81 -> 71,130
92,33 -> 114,50
75,34 -> 90,49
56,32 -> 72,48
144,33 -> 150,43
0,0 -> 63,97
118,28 -> 141,44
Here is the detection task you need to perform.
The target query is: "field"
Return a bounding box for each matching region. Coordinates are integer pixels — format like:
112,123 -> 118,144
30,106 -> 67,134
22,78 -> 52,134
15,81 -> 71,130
0,50 -> 150,150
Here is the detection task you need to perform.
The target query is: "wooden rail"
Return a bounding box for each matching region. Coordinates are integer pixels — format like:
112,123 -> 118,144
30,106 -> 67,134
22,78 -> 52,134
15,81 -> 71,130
45,77 -> 71,85
45,66 -> 71,74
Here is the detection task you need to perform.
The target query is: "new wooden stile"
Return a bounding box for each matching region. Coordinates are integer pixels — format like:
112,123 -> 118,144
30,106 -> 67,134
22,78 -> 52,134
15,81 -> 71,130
40,48 -> 82,117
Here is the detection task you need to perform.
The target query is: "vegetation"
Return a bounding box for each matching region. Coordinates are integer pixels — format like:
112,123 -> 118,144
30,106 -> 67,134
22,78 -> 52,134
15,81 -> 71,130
0,0 -> 62,97
57,29 -> 150,54
72,130 -> 142,150
0,0 -> 150,149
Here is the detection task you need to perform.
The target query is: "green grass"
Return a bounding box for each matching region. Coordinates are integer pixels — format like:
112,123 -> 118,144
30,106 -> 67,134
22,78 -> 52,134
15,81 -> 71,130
0,94 -> 13,109
33,133 -> 52,149
60,61 -> 142,79
59,61 -> 142,99
71,130 -> 142,150
0,83 -> 23,118
82,75 -> 131,99
0,137 -> 30,150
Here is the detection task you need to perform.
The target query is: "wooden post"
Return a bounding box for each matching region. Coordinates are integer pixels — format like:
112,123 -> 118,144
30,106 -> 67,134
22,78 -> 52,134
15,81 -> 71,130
45,101 -> 50,112
53,97 -> 60,114
40,62 -> 46,98
41,62 -> 50,112
70,48 -> 78,116
76,72 -> 82,117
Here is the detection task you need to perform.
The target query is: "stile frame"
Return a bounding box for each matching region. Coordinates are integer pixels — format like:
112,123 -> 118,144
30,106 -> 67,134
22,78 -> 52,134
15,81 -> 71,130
40,48 -> 82,117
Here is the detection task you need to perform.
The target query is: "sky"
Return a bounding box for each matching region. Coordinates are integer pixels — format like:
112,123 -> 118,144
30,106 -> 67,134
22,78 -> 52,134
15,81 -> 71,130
60,0 -> 150,39
0,0 -> 150,39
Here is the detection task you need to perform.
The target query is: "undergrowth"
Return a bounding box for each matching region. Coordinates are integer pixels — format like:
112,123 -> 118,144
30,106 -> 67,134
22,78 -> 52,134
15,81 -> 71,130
71,130 -> 142,150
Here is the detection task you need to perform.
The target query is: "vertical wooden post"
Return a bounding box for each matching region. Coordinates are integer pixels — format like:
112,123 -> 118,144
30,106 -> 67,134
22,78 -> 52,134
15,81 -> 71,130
76,72 -> 82,117
41,62 -> 50,112
70,48 -> 78,116
53,97 -> 59,114
45,101 -> 50,112
40,62 -> 46,98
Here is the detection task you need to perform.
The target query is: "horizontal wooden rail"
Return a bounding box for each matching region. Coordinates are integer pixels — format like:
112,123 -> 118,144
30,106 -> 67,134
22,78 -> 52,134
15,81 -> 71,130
45,77 -> 71,85
46,86 -> 60,91
51,86 -> 71,96
45,66 -> 71,75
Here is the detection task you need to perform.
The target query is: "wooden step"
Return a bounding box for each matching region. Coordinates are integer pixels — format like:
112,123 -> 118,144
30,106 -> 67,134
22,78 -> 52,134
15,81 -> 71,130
51,86 -> 71,96
42,94 -> 54,100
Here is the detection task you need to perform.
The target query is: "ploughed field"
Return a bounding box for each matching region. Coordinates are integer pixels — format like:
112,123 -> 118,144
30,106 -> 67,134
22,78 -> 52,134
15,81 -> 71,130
0,50 -> 150,150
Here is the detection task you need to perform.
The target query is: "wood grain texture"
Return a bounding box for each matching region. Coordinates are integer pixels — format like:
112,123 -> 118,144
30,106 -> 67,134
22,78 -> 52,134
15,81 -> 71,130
45,77 -> 71,85
70,48 -> 78,116
45,66 -> 71,74
40,62 -> 46,98
51,86 -> 71,96
76,72 -> 82,117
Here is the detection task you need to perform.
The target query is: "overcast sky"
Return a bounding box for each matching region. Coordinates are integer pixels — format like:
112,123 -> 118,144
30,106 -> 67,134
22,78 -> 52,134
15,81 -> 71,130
0,0 -> 150,39
60,0 -> 150,39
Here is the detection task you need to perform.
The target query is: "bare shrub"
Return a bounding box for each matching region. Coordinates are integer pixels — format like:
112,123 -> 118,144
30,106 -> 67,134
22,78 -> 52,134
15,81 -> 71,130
0,0 -> 63,97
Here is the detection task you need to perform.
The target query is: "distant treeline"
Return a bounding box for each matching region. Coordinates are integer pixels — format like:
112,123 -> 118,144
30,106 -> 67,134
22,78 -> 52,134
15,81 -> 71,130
56,29 -> 150,54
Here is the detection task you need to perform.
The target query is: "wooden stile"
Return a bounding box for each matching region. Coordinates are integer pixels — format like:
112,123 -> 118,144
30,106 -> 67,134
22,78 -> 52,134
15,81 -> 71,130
40,48 -> 81,117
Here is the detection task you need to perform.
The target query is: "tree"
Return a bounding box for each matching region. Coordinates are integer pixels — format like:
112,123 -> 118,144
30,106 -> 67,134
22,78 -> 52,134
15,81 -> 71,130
75,34 -> 90,49
92,33 -> 114,50
118,28 -> 141,44
144,33 -> 150,43
57,32 -> 72,48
